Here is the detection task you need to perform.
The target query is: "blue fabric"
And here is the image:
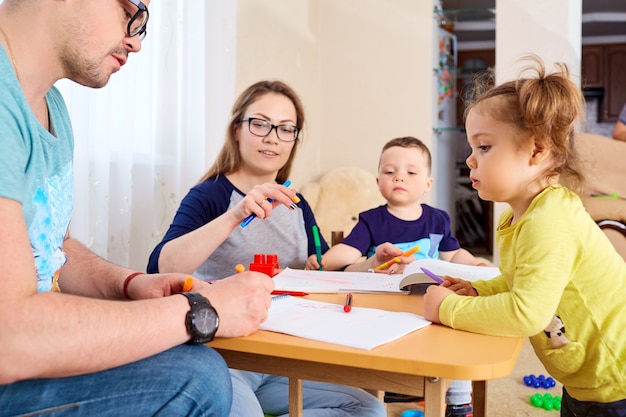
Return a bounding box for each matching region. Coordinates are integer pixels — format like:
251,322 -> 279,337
0,345 -> 232,416
341,204 -> 460,259
147,175 -> 329,279
562,387 -> 626,416
619,103 -> 626,125
229,370 -> 386,417
0,48 -> 74,292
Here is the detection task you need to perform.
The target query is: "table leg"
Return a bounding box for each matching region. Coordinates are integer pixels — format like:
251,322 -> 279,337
472,380 -> 486,417
424,377 -> 451,417
289,377 -> 303,417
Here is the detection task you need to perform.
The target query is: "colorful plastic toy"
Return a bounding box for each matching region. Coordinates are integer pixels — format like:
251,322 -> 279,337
523,374 -> 556,389
529,392 -> 562,411
400,410 -> 425,417
249,253 -> 279,277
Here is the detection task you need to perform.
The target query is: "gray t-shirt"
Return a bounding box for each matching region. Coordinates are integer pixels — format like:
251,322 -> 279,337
147,175 -> 328,281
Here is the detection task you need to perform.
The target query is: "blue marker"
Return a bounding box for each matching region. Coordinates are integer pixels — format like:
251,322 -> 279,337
241,180 -> 291,228
420,267 -> 444,284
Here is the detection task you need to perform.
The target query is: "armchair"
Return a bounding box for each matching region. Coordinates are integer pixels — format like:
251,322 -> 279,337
563,132 -> 626,261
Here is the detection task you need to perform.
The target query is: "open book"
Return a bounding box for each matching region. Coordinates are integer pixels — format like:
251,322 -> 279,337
272,258 -> 500,294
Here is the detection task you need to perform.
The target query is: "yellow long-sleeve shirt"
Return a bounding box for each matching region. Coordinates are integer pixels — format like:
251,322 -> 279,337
440,185 -> 626,402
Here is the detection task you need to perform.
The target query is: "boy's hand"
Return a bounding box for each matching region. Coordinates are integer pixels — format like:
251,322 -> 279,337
304,254 -> 323,270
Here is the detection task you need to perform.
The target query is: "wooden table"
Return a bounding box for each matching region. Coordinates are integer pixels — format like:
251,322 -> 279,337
209,293 -> 523,417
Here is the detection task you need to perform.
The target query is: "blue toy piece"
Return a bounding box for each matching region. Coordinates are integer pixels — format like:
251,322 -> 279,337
401,410 -> 425,417
523,373 -> 556,389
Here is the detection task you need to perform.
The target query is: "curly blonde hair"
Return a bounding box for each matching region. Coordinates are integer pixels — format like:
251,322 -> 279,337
464,55 -> 586,191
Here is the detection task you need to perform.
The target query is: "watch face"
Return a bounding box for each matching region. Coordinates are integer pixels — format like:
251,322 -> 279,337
194,307 -> 218,335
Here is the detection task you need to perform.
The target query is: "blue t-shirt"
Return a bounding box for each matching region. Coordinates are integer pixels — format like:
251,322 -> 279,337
341,204 -> 461,259
147,175 -> 329,280
0,48 -> 74,292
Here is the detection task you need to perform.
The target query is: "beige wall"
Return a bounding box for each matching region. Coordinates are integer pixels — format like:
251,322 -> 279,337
236,0 -> 437,200
490,0 -> 582,263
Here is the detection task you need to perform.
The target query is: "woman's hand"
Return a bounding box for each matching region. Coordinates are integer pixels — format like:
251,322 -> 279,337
235,182 -> 300,224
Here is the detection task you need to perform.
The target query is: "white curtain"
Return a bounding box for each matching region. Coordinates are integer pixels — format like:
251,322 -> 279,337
56,1 -> 237,271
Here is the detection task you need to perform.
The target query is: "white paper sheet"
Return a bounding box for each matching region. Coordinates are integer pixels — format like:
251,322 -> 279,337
259,295 -> 431,350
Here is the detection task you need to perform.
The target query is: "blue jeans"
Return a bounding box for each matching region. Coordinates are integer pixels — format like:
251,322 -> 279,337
229,370 -> 386,417
562,388 -> 626,417
0,345 -> 231,417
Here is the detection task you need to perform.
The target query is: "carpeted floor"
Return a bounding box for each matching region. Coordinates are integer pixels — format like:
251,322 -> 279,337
386,338 -> 563,416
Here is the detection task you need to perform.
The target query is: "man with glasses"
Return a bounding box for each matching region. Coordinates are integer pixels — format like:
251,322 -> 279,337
0,1 -> 273,415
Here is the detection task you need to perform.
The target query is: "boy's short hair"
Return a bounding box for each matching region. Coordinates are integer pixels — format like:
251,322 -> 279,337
380,136 -> 432,172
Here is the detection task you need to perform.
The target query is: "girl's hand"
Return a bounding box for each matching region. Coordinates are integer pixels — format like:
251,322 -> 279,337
423,285 -> 454,323
441,276 -> 478,296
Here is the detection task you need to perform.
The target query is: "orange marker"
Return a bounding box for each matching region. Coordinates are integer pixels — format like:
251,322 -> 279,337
401,245 -> 420,257
374,257 -> 401,271
235,263 -> 246,273
182,277 -> 193,292
374,245 -> 420,271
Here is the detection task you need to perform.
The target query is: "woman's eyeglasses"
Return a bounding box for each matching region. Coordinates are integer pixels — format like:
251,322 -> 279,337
241,117 -> 300,142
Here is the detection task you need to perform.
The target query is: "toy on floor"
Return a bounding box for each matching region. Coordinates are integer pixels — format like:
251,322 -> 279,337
529,392 -> 562,411
523,374 -> 556,389
401,410 -> 425,417
249,253 -> 279,277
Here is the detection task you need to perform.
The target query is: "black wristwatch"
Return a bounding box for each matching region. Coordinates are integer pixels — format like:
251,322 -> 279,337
180,292 -> 219,344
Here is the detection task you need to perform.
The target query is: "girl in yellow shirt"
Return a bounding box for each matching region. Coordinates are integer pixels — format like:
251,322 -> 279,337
424,56 -> 626,416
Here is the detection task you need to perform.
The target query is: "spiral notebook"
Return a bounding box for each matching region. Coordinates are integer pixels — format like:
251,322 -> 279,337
259,295 -> 431,350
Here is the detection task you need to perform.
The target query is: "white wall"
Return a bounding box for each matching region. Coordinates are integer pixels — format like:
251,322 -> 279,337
235,0 -> 437,202
491,0 -> 582,263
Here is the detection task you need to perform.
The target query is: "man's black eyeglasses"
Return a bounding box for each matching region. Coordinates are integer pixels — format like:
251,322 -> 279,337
241,117 -> 300,142
126,0 -> 149,40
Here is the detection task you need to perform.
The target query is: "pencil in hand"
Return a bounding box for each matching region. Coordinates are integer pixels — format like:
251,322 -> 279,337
374,245 -> 420,271
374,257 -> 401,271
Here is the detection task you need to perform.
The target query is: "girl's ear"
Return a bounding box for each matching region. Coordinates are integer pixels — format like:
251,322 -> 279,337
530,136 -> 551,165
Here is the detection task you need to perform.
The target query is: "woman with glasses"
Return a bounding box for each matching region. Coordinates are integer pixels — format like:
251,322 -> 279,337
147,80 -> 386,417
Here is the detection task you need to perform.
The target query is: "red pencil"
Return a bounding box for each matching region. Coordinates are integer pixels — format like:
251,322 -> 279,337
343,293 -> 353,313
271,290 -> 309,296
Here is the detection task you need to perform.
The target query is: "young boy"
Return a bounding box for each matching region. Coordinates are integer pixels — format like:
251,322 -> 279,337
307,136 -> 483,416
309,136 -> 483,273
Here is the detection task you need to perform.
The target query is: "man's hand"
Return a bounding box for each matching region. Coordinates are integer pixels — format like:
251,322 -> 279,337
200,271 -> 274,338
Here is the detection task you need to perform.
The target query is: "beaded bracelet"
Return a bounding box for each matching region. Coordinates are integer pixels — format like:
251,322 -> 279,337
123,272 -> 144,299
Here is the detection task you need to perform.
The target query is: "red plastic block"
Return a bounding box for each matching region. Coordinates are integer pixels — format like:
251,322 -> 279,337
249,253 -> 279,277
